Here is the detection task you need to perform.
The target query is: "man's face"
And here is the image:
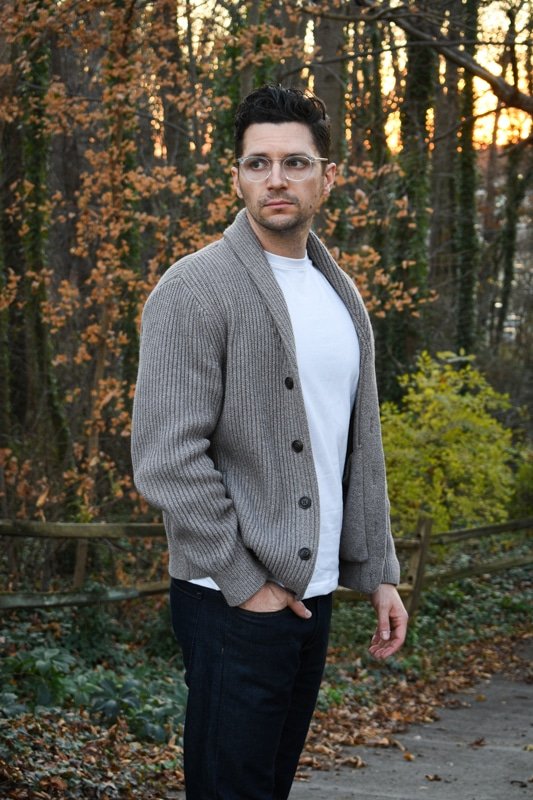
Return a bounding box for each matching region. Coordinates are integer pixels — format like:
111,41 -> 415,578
231,122 -> 336,240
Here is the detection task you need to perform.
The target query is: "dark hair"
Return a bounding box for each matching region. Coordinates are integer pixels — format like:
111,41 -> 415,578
234,85 -> 331,160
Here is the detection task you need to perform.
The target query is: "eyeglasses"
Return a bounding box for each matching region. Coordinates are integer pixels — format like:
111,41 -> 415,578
236,155 -> 328,182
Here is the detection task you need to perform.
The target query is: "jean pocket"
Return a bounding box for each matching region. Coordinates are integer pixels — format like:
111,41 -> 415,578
170,577 -> 204,600
234,606 -> 292,619
228,605 -> 297,646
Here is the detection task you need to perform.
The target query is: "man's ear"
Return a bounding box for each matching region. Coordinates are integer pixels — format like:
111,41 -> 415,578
322,161 -> 337,197
323,162 -> 336,196
231,166 -> 243,199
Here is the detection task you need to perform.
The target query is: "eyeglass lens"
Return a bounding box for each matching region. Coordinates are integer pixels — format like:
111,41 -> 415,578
240,156 -> 315,182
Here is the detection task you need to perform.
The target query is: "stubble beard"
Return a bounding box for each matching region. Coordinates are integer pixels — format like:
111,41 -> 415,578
251,199 -> 314,237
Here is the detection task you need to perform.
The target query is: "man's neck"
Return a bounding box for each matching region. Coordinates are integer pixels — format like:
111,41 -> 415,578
245,211 -> 309,259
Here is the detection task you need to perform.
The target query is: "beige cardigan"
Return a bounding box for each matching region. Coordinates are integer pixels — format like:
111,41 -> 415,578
131,210 -> 400,606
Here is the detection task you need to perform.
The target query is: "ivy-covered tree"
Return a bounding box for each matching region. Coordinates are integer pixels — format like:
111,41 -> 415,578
456,0 -> 479,353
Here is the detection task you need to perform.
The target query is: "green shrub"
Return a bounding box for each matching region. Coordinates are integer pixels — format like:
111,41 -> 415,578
2,646 -> 76,706
381,352 -> 516,534
0,605 -> 187,743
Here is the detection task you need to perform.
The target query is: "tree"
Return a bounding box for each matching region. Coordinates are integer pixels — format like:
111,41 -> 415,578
428,0 -> 461,349
456,0 -> 479,353
388,0 -> 435,372
313,12 -> 346,164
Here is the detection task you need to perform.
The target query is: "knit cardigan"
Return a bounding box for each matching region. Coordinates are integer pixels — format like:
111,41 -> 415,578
131,209 -> 400,607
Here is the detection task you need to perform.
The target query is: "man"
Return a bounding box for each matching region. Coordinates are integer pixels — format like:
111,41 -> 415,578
131,85 -> 408,800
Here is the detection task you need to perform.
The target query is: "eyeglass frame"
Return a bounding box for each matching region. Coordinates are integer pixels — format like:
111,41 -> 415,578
235,154 -> 329,182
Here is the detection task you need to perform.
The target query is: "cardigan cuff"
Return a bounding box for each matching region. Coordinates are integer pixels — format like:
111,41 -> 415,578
211,546 -> 271,607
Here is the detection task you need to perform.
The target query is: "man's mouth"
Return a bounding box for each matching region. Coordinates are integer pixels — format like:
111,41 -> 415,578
262,198 -> 294,208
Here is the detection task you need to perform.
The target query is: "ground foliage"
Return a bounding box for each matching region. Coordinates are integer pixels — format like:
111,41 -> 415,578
0,568 -> 531,798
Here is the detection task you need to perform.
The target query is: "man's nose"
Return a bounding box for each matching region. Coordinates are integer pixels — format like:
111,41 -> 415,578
266,161 -> 288,188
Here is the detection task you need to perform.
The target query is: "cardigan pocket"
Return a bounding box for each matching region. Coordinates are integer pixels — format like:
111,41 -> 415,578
339,448 -> 369,563
339,515 -> 369,563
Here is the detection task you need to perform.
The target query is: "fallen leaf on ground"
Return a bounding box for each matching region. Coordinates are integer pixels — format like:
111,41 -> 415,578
339,755 -> 366,768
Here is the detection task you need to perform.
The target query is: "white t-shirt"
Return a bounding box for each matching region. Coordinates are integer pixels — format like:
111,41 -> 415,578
192,250 -> 360,598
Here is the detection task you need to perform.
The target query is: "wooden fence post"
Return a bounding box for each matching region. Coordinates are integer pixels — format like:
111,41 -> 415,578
72,539 -> 89,589
404,515 -> 432,615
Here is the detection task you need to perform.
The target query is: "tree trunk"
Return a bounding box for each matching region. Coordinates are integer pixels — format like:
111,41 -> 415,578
240,0 -> 261,99
0,32 -> 18,451
275,1 -> 307,86
495,144 -> 531,343
389,0 -> 435,380
428,0 -> 460,349
312,12 -> 346,164
156,0 -> 188,169
477,104 -> 502,341
456,0 -> 479,353
363,21 -> 396,397
20,19 -> 71,469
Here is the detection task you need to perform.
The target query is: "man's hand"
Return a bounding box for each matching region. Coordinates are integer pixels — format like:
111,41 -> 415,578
369,584 -> 408,660
239,581 -> 311,619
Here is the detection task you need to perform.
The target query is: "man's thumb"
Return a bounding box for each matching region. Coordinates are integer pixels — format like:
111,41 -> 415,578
378,613 -> 391,640
289,598 -> 312,619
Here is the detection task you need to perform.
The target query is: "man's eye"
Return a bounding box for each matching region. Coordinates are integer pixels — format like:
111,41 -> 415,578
284,157 -> 309,169
248,158 -> 270,170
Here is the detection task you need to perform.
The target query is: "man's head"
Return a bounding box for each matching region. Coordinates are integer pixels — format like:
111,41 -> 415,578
234,85 -> 331,161
231,85 -> 336,256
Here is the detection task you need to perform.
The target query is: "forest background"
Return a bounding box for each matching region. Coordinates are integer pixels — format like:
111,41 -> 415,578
0,0 -> 532,543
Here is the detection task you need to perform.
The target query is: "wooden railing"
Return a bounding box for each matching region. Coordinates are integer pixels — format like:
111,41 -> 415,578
1,516 -> 531,613
0,520 -> 167,609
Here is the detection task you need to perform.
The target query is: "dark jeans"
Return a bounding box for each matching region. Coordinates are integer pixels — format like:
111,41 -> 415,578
170,578 -> 332,800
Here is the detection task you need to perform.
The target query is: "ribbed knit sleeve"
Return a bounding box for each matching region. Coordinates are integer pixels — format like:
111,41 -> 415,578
131,277 -> 269,604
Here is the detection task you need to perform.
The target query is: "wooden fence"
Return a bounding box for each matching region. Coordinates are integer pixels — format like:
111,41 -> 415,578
0,516 -> 532,614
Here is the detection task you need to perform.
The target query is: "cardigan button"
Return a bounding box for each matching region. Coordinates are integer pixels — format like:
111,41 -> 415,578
284,377 -> 294,389
298,547 -> 312,560
292,439 -> 304,453
298,496 -> 312,509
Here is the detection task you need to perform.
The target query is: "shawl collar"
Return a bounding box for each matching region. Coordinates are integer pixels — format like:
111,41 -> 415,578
306,231 -> 372,350
223,209 -> 372,363
223,210 -> 299,369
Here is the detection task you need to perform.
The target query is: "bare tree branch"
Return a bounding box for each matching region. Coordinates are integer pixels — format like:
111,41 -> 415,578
302,0 -> 533,114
